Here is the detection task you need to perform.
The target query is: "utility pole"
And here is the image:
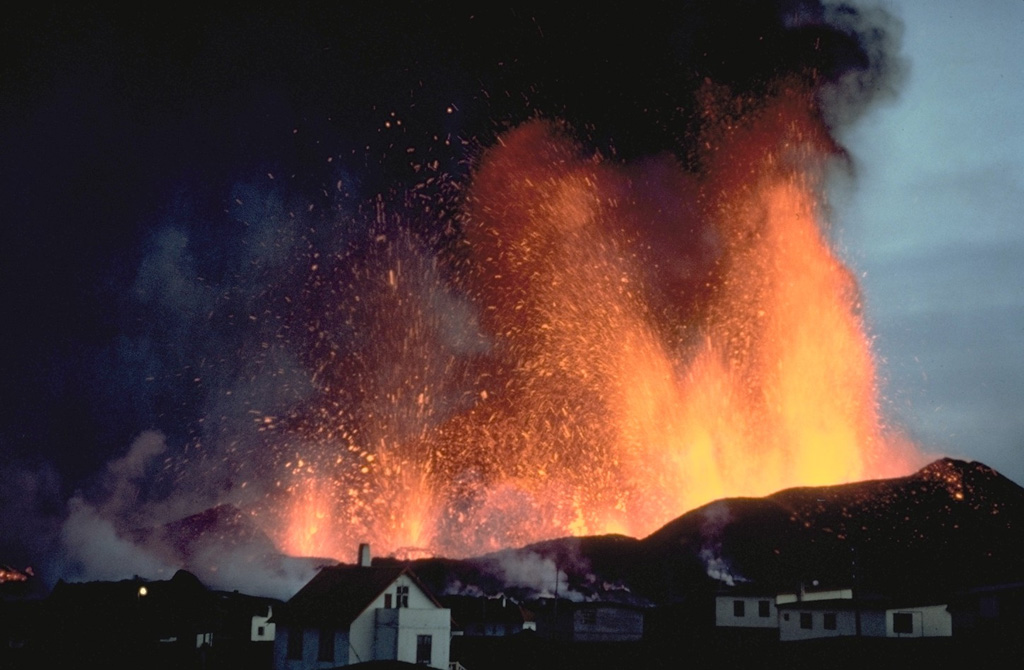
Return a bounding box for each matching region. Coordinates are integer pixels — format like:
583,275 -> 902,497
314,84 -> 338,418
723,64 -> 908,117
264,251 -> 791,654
851,544 -> 861,637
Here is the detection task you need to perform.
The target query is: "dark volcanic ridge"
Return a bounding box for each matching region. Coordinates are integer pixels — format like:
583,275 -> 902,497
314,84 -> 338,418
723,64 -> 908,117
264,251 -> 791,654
114,458 -> 1022,603
404,459 -> 1024,605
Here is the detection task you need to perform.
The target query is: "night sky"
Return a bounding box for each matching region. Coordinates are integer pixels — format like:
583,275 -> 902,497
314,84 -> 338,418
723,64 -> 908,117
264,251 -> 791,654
1,2 -> 1021,578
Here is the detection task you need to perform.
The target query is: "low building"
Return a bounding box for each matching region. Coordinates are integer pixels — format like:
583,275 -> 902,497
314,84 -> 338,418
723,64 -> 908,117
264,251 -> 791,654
39,569 -> 218,668
441,595 -> 536,637
535,600 -> 646,643
714,588 -> 779,629
212,590 -> 282,669
949,581 -> 1024,639
777,597 -> 951,641
273,545 -> 451,669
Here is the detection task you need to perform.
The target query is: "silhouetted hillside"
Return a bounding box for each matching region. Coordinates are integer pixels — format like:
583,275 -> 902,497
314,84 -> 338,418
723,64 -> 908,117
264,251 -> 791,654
408,459 -> 1024,604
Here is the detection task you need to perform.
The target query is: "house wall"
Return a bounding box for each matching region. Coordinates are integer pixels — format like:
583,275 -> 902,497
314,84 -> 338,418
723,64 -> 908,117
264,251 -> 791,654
779,608 -> 859,641
252,607 -> 276,642
348,574 -> 450,669
572,606 -> 644,643
859,610 -> 887,637
394,608 -> 451,668
886,605 -> 952,638
462,621 -> 522,636
778,605 -> 951,641
273,625 -> 347,670
715,596 -> 778,628
371,600 -> 450,668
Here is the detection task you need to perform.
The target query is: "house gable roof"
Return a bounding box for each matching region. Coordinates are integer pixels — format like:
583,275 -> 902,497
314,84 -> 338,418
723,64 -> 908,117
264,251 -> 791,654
280,564 -> 441,628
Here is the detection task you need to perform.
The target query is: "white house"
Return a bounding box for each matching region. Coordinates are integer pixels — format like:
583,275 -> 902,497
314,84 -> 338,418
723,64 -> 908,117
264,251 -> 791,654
273,547 -> 451,669
251,604 -> 276,643
715,591 -> 779,629
777,597 -> 952,641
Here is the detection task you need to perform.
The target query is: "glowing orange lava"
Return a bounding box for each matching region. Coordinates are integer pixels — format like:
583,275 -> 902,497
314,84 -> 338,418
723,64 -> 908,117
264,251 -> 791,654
273,84 -> 919,559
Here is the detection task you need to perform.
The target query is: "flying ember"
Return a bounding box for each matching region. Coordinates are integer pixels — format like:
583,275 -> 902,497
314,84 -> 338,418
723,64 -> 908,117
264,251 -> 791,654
270,82 -> 917,560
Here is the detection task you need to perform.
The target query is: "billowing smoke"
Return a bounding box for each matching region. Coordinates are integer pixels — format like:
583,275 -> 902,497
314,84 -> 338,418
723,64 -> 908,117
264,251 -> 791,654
697,502 -> 746,586
55,432 -> 320,599
0,2 -> 911,598
453,551 -> 585,603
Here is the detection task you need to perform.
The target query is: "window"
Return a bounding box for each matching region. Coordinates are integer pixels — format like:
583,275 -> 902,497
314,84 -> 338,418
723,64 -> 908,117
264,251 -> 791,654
893,612 -> 914,634
396,585 -> 409,608
318,629 -> 335,662
286,627 -> 303,660
416,634 -> 432,665
385,593 -> 393,608
758,600 -> 771,618
581,608 -> 597,625
733,600 -> 745,617
257,626 -> 265,637
823,613 -> 837,630
799,612 -> 813,630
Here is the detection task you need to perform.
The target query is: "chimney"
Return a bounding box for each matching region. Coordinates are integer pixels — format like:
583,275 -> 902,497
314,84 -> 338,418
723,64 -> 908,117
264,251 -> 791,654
358,543 -> 371,567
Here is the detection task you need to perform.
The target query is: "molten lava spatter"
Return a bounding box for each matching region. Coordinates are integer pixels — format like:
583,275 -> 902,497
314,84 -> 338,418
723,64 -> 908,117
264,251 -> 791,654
272,87 -> 918,560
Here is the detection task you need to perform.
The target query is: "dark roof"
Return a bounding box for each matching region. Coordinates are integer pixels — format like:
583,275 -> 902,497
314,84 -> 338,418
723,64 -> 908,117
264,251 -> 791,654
956,581 -> 1024,595
278,564 -> 441,628
441,595 -> 531,626
47,569 -> 209,606
213,589 -> 282,615
45,569 -> 216,634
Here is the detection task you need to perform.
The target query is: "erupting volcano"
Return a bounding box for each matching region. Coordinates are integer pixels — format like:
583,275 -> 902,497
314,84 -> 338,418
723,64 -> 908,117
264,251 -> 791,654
7,0 -> 1024,612
265,82 -> 918,561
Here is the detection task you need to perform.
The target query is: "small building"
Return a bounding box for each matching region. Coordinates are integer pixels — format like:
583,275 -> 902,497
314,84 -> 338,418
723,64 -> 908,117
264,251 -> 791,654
948,581 -> 1024,639
535,600 -> 646,643
441,595 -> 536,637
714,588 -> 779,629
39,569 -> 218,667
273,546 -> 451,669
777,596 -> 951,642
212,590 -> 283,669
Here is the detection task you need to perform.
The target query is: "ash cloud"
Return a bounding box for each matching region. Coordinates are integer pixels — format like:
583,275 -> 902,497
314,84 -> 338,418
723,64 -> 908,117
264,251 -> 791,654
815,3 -> 907,129
56,432 -> 176,583
54,431 -> 320,599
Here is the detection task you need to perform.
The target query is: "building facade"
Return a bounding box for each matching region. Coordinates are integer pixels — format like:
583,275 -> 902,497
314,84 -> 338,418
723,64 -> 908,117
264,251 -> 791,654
273,560 -> 450,669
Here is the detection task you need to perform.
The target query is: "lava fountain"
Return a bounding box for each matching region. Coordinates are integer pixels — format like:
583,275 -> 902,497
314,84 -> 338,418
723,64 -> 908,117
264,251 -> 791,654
272,82 -> 918,560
